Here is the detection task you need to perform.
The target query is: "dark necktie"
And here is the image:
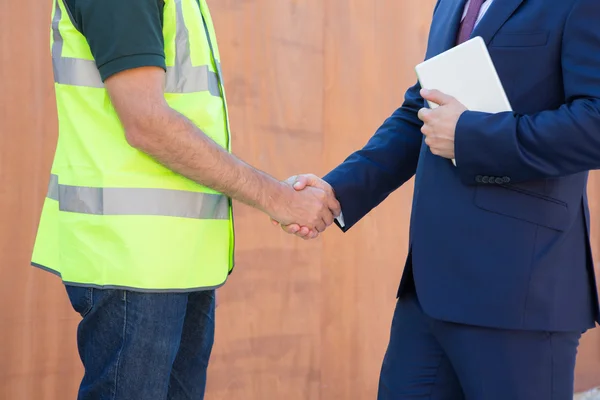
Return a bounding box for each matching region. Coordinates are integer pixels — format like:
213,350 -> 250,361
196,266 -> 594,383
457,0 -> 486,44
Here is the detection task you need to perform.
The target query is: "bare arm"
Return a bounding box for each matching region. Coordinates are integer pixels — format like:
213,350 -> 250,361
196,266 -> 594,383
105,66 -> 340,230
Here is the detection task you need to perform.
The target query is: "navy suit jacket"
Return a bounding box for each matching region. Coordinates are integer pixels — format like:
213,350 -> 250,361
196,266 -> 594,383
323,0 -> 600,332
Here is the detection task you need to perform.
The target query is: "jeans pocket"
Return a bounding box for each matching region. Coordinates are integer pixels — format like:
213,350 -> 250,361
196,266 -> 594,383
65,285 -> 94,317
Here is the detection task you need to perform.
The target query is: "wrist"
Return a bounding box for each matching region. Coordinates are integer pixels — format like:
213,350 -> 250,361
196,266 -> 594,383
260,180 -> 291,218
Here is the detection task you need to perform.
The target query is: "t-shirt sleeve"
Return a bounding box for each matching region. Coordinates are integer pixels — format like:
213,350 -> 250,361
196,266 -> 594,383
72,0 -> 166,81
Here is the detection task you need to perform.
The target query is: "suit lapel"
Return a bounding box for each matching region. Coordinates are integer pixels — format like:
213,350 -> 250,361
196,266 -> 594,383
472,0 -> 525,44
436,0 -> 468,52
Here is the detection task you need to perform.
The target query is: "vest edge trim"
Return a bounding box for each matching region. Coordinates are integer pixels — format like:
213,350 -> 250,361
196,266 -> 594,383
31,262 -> 228,293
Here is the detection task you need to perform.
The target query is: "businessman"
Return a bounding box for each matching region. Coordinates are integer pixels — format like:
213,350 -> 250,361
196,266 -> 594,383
277,0 -> 600,398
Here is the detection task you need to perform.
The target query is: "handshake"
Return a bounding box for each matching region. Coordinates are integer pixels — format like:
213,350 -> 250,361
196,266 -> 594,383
268,174 -> 341,240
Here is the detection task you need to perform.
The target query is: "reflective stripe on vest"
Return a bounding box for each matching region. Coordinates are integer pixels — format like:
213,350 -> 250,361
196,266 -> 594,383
51,0 -> 221,96
46,174 -> 228,219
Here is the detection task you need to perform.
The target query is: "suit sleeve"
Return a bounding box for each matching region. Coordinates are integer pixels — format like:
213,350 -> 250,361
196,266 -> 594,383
454,0 -> 600,185
323,81 -> 425,232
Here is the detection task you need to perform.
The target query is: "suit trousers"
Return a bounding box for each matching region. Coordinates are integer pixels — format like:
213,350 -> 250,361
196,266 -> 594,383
377,291 -> 584,400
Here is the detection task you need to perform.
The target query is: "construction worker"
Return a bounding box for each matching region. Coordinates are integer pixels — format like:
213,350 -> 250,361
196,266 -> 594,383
31,0 -> 340,398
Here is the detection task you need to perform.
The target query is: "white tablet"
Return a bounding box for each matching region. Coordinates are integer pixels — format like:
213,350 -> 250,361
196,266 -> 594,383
415,36 -> 512,113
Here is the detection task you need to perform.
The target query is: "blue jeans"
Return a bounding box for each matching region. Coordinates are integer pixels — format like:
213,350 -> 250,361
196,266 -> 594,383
65,285 -> 215,400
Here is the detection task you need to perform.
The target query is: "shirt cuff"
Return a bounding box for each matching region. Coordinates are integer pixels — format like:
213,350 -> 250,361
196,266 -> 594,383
335,212 -> 346,228
98,53 -> 166,82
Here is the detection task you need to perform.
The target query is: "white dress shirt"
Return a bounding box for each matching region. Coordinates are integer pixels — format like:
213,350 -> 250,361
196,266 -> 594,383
336,0 -> 494,228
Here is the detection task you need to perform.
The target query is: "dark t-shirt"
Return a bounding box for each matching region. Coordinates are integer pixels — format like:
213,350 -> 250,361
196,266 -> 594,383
64,0 -> 167,81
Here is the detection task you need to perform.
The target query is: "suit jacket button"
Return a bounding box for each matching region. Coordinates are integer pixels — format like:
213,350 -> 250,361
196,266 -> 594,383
482,176 -> 489,183
502,176 -> 511,183
476,175 -> 483,183
495,177 -> 504,184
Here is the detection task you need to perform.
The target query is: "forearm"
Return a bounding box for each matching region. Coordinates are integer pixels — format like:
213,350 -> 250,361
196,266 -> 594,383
323,85 -> 424,231
455,98 -> 600,184
127,107 -> 285,213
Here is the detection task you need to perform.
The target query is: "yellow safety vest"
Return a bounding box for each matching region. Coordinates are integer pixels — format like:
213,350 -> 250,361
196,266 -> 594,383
32,0 -> 235,291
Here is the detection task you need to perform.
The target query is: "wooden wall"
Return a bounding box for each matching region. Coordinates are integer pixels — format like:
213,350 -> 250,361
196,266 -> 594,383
0,0 -> 598,399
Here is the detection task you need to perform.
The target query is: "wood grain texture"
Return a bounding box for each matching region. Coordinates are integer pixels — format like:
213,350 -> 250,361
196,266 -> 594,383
0,0 -> 82,399
0,0 -> 598,399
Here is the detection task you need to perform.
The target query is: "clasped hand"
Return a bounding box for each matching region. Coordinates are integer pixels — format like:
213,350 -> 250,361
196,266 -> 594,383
268,90 -> 465,239
418,88 -> 467,159
269,174 -> 338,240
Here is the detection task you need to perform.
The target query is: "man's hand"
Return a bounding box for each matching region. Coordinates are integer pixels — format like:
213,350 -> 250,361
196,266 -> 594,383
267,182 -> 340,233
271,174 -> 339,240
418,89 -> 467,159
